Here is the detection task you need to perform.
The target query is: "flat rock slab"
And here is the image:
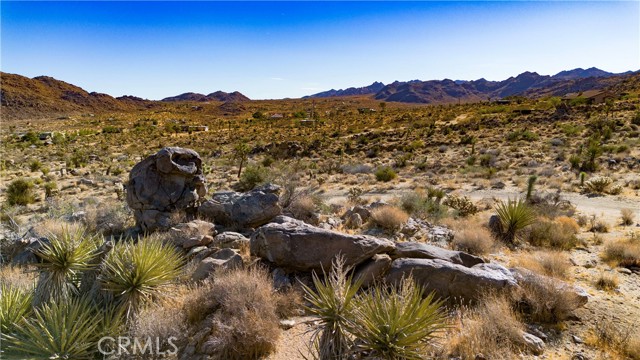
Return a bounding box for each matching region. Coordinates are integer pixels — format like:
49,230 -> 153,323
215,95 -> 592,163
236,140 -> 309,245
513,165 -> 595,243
390,241 -> 485,267
250,216 -> 395,272
386,258 -> 517,302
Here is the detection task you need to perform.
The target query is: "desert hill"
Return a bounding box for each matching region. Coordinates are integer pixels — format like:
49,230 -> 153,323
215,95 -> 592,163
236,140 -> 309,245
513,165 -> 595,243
161,91 -> 250,103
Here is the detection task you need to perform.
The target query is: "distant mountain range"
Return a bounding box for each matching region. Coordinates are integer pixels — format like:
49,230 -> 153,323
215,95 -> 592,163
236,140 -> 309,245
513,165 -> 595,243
161,91 -> 250,103
306,67 -> 636,103
1,67 -> 638,119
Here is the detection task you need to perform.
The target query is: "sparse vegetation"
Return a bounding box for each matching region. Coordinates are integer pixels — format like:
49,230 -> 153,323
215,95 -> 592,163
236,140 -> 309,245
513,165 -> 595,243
494,198 -> 537,244
6,178 -> 36,206
369,205 -> 409,231
374,166 -> 397,182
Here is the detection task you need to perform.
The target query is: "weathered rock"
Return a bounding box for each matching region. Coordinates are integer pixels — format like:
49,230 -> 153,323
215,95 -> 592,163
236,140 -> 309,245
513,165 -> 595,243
168,220 -> 216,248
522,332 -> 545,355
126,147 -> 207,232
213,232 -> 250,249
191,249 -> 243,281
344,213 -> 363,229
272,268 -> 291,289
342,206 -> 372,223
198,183 -> 281,230
390,242 -> 484,267
510,267 -> 589,308
11,237 -> 49,264
182,235 -> 214,249
386,258 -> 517,302
354,254 -> 392,287
250,216 -> 395,271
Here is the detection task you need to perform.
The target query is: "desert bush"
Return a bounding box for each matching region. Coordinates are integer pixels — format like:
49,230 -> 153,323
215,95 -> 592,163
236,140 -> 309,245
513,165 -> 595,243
369,205 -> 409,231
400,189 -> 446,220
621,208 -> 636,226
99,238 -> 183,314
288,195 -> 317,222
514,273 -> 583,323
587,318 -> 640,359
348,277 -> 447,359
1,296 -> 114,359
5,178 -> 36,206
0,283 -> 33,333
131,296 -> 188,355
452,227 -> 495,255
29,159 -> 42,172
302,257 -> 360,360
374,166 -> 397,182
347,187 -> 365,205
84,200 -> 132,236
525,217 -> 579,250
595,271 -> 619,291
189,267 -> 282,359
584,175 -> 613,194
494,198 -> 536,244
238,164 -> 268,191
443,195 -> 478,217
44,181 -> 57,198
589,216 -> 609,233
515,250 -> 571,279
602,238 -> 640,268
33,227 -> 99,305
446,295 -> 526,359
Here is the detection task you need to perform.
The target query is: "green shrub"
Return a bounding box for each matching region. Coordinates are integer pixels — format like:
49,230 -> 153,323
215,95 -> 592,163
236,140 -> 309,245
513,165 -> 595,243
584,176 -> 613,194
29,159 -> 42,172
375,166 -> 397,182
0,283 -> 33,333
494,198 -> 537,244
238,164 -> 268,191
443,195 -> 478,217
100,238 -> 183,314
348,278 -> 447,359
102,126 -> 122,134
44,181 -> 57,198
6,178 -> 36,206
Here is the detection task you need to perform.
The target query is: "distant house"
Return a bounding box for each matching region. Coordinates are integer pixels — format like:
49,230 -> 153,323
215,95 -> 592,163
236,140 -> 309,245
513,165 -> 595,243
358,108 -> 377,114
270,113 -> 284,119
180,125 -> 209,132
561,90 -> 615,105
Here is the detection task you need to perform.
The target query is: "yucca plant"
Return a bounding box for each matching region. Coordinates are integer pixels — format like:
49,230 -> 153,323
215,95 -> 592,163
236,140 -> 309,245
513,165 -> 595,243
99,238 -> 183,316
495,198 -> 537,244
33,227 -> 100,306
301,256 -> 361,360
348,278 -> 447,360
0,283 -> 33,333
1,296 -> 102,359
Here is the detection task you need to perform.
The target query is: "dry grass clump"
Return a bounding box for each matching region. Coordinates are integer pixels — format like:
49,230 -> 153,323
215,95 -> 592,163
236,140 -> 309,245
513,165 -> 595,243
287,195 -> 319,224
0,265 -> 37,291
602,237 -> 640,268
621,208 -> 636,226
369,205 -> 409,231
515,250 -> 571,279
514,272 -> 583,323
586,318 -> 640,359
444,295 -> 526,359
182,267 -> 282,359
34,218 -> 84,239
84,200 -> 133,236
452,227 -> 495,255
526,216 -> 580,249
595,271 -> 619,291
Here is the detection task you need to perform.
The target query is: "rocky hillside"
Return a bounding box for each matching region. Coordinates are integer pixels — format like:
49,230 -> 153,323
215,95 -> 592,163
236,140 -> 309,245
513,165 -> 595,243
161,90 -> 250,102
305,81 -> 385,98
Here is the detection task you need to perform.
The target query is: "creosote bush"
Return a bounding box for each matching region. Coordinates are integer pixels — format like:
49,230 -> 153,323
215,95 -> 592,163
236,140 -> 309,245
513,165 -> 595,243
374,166 -> 397,182
526,216 -> 580,250
514,272 -> 583,323
452,227 -> 495,255
602,237 -> 640,268
621,208 -> 635,226
369,205 -> 409,231
6,178 -> 36,206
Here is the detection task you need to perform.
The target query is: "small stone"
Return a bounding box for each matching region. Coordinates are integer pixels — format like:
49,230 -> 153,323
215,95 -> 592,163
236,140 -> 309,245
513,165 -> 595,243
572,335 -> 584,344
279,319 -> 296,330
617,267 -> 632,275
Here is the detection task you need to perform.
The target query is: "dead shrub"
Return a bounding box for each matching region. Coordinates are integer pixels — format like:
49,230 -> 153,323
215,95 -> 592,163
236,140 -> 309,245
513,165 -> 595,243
513,272 -> 583,323
84,200 -> 133,236
602,238 -> 640,268
369,205 -> 409,231
182,267 -> 281,359
587,317 -> 640,359
452,227 -> 495,255
515,250 -> 571,279
621,208 -> 636,226
525,217 -> 579,249
288,195 -> 319,225
595,271 -> 619,291
444,295 -> 526,359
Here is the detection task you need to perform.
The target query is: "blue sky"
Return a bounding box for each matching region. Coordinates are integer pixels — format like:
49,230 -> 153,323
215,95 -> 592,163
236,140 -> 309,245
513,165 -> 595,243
2,1 -> 638,100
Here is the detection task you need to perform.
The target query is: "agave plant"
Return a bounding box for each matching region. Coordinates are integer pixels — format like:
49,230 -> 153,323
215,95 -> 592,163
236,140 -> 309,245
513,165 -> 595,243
1,296 -> 102,359
348,278 -> 447,360
495,198 -> 537,244
33,226 -> 100,306
99,238 -> 183,315
301,256 -> 361,360
0,283 -> 33,333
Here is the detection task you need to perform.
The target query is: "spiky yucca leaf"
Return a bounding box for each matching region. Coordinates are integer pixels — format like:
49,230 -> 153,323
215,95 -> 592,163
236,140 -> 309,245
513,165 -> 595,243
1,297 -> 101,359
99,238 -> 183,315
33,226 -> 100,305
0,283 -> 33,333
348,278 -> 447,360
495,198 -> 537,244
301,256 -> 361,360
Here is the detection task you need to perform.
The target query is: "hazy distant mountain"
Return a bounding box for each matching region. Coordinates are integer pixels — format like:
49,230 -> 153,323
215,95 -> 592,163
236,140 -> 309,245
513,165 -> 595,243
552,67 -> 616,80
305,81 -> 385,98
161,91 -> 249,102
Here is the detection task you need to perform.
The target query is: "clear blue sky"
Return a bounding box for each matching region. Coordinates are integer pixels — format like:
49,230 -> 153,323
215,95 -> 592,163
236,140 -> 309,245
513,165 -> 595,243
2,1 -> 638,100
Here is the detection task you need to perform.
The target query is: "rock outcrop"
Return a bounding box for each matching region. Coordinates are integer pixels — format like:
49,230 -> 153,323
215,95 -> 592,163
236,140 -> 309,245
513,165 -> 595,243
390,241 -> 484,267
250,216 -> 395,271
198,183 -> 282,230
126,147 -> 207,232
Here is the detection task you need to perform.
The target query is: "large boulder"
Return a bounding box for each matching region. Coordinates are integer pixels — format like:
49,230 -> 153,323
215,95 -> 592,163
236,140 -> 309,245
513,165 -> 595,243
198,183 -> 282,230
390,242 -> 484,267
250,216 -> 395,271
354,254 -> 393,287
126,147 -> 207,232
386,258 -> 517,303
510,267 -> 589,308
191,248 -> 243,281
